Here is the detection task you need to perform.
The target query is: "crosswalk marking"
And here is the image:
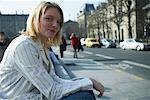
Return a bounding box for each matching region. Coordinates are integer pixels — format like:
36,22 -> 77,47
123,60 -> 150,69
95,54 -> 115,59
83,51 -> 93,54
133,76 -> 144,80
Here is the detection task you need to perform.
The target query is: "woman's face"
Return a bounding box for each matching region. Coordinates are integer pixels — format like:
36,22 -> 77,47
40,7 -> 62,39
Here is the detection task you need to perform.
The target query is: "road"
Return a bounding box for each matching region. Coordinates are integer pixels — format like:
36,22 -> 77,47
77,47 -> 150,81
82,47 -> 150,66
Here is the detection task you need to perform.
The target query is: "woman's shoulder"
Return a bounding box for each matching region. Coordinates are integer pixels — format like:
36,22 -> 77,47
8,35 -> 36,50
12,35 -> 32,45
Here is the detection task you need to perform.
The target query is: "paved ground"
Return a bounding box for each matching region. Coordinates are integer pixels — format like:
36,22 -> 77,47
52,46 -> 150,100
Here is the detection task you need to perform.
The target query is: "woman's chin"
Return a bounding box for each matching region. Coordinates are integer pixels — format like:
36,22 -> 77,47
48,35 -> 55,38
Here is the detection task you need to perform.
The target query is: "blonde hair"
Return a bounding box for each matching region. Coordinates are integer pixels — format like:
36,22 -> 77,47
21,1 -> 64,48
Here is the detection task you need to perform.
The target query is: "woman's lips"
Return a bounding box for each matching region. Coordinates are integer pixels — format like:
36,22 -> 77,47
47,29 -> 56,38
48,29 -> 56,33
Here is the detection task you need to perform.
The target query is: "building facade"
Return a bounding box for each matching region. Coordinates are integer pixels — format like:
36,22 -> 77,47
143,3 -> 150,42
78,0 -> 149,42
62,20 -> 79,39
77,3 -> 95,38
0,13 -> 28,40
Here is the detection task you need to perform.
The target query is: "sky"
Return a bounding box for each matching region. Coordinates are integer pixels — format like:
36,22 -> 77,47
0,0 -> 107,22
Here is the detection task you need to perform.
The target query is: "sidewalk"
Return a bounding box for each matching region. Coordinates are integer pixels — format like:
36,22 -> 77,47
52,46 -> 150,100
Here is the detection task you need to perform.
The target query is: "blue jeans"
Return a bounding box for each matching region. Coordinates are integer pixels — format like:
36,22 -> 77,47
60,90 -> 96,100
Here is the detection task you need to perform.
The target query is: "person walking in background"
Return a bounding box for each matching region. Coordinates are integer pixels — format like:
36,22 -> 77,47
0,1 -> 104,100
0,32 -> 10,62
0,32 -> 10,46
70,33 -> 78,58
78,38 -> 84,52
0,32 -> 6,46
60,35 -> 67,58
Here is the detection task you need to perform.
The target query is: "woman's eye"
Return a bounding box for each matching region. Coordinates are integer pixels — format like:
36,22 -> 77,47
44,17 -> 54,22
44,17 -> 53,22
43,16 -> 62,26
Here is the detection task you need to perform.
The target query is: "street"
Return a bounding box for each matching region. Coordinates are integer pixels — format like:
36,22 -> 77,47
54,46 -> 150,100
81,47 -> 150,66
77,47 -> 150,81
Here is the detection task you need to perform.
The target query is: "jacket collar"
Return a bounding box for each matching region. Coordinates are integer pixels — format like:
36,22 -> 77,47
36,41 -> 50,66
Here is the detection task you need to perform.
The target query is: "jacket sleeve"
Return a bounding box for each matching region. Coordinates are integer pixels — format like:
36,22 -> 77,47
50,68 -> 93,96
48,52 -> 93,96
14,41 -> 63,100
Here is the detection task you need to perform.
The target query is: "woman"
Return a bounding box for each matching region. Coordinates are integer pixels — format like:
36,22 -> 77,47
0,1 -> 104,100
70,33 -> 78,58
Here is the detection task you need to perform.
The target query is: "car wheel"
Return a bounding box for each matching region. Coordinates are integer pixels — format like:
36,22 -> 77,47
136,45 -> 141,51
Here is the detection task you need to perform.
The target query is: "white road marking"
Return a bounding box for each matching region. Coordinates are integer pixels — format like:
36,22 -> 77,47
133,76 -> 144,80
118,63 -> 133,69
108,63 -> 133,70
95,54 -> 115,59
122,60 -> 150,69
83,51 -> 93,54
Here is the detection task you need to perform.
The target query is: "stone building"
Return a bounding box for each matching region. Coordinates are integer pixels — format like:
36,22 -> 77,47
143,3 -> 150,42
79,0 -> 149,42
62,20 -> 79,39
77,3 -> 95,38
0,13 -> 28,40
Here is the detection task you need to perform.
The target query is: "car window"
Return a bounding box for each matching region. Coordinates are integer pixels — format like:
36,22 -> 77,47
127,39 -> 134,43
91,40 -> 97,42
135,39 -> 144,43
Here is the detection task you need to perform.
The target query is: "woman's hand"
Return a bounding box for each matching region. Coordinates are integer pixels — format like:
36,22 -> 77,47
90,78 -> 104,96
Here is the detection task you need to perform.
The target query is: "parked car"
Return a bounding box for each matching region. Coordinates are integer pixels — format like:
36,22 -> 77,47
119,39 -> 150,51
85,38 -> 100,48
80,38 -> 86,46
101,38 -> 116,48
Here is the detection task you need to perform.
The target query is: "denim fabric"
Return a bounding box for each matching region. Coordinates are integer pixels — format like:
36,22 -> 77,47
60,90 -> 96,100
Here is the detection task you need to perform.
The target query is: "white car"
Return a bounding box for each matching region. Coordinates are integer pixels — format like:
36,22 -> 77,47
120,39 -> 145,51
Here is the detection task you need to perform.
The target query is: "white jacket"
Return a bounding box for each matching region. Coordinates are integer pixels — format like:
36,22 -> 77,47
0,35 -> 93,100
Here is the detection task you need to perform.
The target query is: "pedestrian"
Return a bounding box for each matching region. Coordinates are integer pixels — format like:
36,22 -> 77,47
0,1 -> 104,100
0,32 -> 6,47
70,33 -> 78,58
78,38 -> 84,52
0,32 -> 10,61
60,35 -> 67,58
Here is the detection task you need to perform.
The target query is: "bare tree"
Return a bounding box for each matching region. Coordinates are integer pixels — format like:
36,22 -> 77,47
87,16 -> 95,37
87,9 -> 106,40
124,0 -> 134,38
111,0 -> 124,42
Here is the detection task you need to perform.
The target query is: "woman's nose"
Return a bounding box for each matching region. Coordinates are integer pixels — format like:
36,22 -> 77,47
52,20 -> 59,28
